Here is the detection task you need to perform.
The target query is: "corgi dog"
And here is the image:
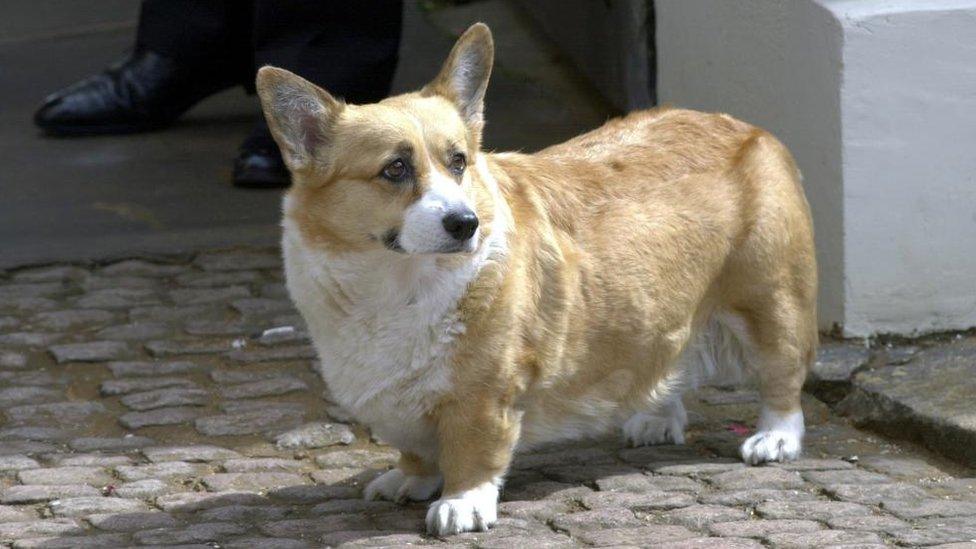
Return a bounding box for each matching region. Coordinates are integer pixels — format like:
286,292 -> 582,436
256,23 -> 817,536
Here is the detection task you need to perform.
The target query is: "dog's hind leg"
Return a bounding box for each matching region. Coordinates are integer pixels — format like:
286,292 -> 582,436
622,396 -> 688,446
364,451 -> 442,503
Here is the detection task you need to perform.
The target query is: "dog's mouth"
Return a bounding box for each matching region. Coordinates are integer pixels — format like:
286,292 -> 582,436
380,229 -> 477,255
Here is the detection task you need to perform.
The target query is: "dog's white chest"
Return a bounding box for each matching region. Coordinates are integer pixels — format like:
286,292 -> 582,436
283,227 -> 478,458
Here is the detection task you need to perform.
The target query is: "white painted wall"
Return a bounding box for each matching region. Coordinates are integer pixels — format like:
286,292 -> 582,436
657,0 -> 976,336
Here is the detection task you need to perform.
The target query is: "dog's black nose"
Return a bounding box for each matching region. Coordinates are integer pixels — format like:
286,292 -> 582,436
442,210 -> 479,241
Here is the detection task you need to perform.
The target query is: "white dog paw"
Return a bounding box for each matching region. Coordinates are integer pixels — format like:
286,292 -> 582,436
623,400 -> 687,446
364,468 -> 442,503
425,482 -> 498,536
740,409 -> 804,465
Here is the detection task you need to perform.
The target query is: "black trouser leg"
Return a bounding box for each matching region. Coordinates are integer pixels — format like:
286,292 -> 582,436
251,0 -> 403,103
136,0 -> 252,83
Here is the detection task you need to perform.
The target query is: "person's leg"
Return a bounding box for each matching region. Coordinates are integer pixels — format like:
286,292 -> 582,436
233,0 -> 402,187
252,0 -> 402,102
35,0 -> 251,136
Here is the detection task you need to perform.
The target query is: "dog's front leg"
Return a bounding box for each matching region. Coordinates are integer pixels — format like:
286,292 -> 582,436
425,396 -> 520,536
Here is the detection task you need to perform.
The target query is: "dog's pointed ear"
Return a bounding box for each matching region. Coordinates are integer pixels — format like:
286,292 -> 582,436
256,66 -> 343,173
423,23 -> 494,134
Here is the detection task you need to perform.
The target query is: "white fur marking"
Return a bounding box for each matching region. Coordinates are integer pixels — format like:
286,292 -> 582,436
400,171 -> 477,254
623,398 -> 688,446
740,407 -> 804,464
364,468 -> 443,503
426,481 -> 499,535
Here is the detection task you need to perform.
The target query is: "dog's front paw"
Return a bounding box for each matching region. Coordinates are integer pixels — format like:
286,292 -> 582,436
425,482 -> 498,536
740,409 -> 804,465
364,468 -> 442,503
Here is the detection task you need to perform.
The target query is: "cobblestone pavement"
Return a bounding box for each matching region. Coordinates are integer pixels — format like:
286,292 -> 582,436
1,249 -> 974,548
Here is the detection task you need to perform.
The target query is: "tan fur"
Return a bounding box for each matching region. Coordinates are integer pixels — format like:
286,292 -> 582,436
258,23 -> 817,513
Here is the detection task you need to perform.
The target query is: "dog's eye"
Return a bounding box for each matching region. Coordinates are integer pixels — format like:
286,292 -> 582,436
382,159 -> 409,182
449,153 -> 466,176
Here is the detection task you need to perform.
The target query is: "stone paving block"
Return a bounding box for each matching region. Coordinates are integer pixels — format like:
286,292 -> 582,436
839,342 -> 976,468
657,538 -> 764,549
274,422 -> 355,449
890,515 -> 976,545
699,489 -> 816,506
226,345 -> 317,363
48,496 -> 147,517
756,500 -> 872,521
11,532 -> 132,548
18,467 -> 113,486
549,507 -> 642,534
826,514 -> 911,533
220,399 -> 307,414
107,360 -> 202,377
0,455 -> 41,471
100,260 -> 185,278
0,283 -> 68,299
764,529 -> 883,548
0,518 -> 84,541
0,350 -> 28,369
143,445 -> 242,463
545,464 -> 642,484
52,454 -> 134,467
0,426 -> 71,443
120,387 -> 210,411
314,448 -> 399,469
709,519 -> 823,538
810,341 -> 871,384
659,504 -> 749,529
574,524 -> 697,546
68,436 -> 155,452
95,322 -> 170,341
477,533 -> 578,549
88,511 -> 179,532
802,468 -> 890,485
310,468 -> 377,486
122,406 -> 202,430
75,288 -> 159,309
503,481 -> 593,503
823,482 -> 929,504
219,376 -> 308,399
116,461 -> 211,482
642,475 -> 707,493
0,316 -> 20,331
882,498 -> 976,519
32,309 -> 115,331
197,504 -> 292,523
0,505 -> 36,523
6,402 -> 107,426
231,297 -> 295,316
196,408 -> 306,437
176,271 -> 261,287
113,479 -> 174,499
155,491 -> 265,512
859,455 -> 949,480
222,458 -> 305,473
497,499 -> 574,522
132,521 -> 247,545
129,304 -> 224,323
1,484 -> 101,504
81,275 -> 159,291
771,458 -> 854,471
654,461 -> 745,477
185,319 -> 255,336
170,286 -> 251,305
709,466 -> 806,490
0,386 -> 63,407
259,515 -> 375,537
48,341 -> 134,363
595,472 -> 666,493
0,331 -> 63,347
145,338 -> 233,357
266,484 -> 359,504
201,472 -> 310,493
100,376 -> 199,396
0,441 -> 58,455
13,265 -> 86,283
195,251 -> 281,272
581,491 -> 695,512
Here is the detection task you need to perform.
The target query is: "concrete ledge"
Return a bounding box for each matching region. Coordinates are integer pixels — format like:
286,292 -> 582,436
657,0 -> 976,336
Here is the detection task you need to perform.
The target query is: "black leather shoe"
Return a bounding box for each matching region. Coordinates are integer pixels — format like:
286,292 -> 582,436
232,122 -> 290,188
34,49 -> 238,136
